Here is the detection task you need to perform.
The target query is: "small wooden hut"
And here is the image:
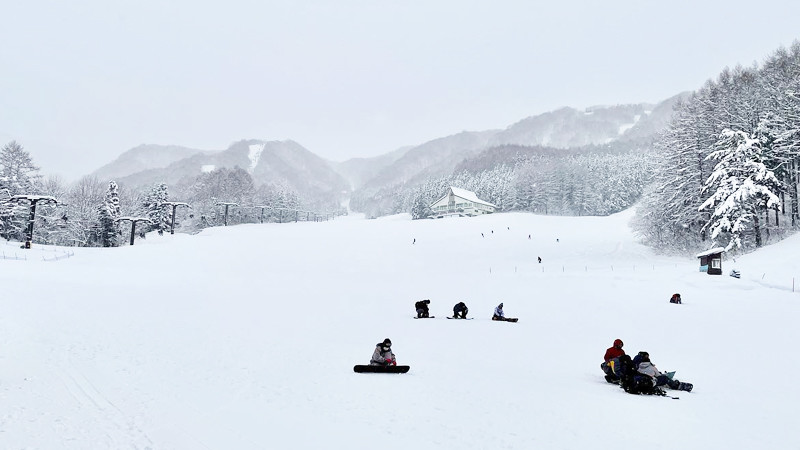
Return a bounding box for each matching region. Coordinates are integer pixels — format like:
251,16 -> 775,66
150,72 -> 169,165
696,247 -> 725,275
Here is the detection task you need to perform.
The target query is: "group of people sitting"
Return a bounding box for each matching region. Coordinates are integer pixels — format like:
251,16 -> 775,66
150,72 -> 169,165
601,339 -> 693,394
414,299 -> 512,321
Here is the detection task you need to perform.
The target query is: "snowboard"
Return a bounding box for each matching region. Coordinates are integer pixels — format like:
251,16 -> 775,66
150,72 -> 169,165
353,365 -> 410,374
413,316 -> 435,319
446,317 -> 474,320
492,317 -> 519,322
665,371 -> 676,380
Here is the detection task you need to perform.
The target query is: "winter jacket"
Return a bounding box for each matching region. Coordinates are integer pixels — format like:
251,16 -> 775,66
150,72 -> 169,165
415,301 -> 430,313
453,302 -> 467,312
604,347 -> 625,362
636,361 -> 662,380
493,305 -> 505,318
370,344 -> 396,366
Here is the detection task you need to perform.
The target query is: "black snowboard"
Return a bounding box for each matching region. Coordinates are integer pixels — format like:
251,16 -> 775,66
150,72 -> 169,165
446,317 -> 474,320
413,316 -> 435,319
492,317 -> 519,322
354,365 -> 410,374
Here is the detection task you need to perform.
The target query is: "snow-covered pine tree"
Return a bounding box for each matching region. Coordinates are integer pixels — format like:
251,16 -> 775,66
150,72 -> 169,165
97,181 -> 121,247
141,183 -> 171,235
699,128 -> 781,250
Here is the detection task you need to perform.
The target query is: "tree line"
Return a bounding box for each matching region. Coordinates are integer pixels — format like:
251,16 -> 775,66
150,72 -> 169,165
350,145 -> 655,220
0,142 -> 342,247
633,42 -> 800,254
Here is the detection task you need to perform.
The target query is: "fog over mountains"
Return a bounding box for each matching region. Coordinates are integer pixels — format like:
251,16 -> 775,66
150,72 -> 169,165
89,93 -> 686,205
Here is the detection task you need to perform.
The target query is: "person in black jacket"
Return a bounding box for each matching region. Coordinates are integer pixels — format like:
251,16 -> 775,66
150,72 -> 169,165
415,299 -> 431,318
453,302 -> 468,319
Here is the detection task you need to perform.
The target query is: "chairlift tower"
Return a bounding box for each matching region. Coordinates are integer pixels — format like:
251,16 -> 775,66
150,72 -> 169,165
116,217 -> 153,246
160,202 -> 190,234
11,195 -> 58,248
215,202 -> 238,226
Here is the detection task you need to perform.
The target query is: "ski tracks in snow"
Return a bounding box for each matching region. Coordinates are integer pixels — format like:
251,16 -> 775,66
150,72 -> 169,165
59,359 -> 155,449
60,350 -> 155,450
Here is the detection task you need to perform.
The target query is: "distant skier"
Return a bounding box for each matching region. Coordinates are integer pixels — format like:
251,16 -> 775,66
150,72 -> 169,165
415,299 -> 431,318
370,339 -> 396,366
670,293 -> 682,304
633,351 -> 693,392
413,238 -> 416,245
492,303 -> 505,320
452,302 -> 469,319
481,233 -> 484,238
537,256 -> 542,263
528,234 -> 531,239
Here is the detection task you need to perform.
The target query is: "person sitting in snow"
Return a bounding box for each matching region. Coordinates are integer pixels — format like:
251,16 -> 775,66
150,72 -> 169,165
634,351 -> 693,392
601,339 -> 626,383
453,302 -> 468,319
415,299 -> 431,318
670,293 -> 682,304
370,338 -> 396,366
492,302 -> 506,320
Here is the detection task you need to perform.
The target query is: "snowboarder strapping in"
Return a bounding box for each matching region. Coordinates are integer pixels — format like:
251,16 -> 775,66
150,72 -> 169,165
492,303 -> 506,320
453,302 -> 468,319
415,299 -> 431,318
370,339 -> 396,366
670,293 -> 682,304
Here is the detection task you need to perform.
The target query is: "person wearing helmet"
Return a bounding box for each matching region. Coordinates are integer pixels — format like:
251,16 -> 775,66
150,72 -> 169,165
601,339 -> 626,383
452,302 -> 468,319
415,299 -> 431,318
370,338 -> 397,366
492,303 -> 505,320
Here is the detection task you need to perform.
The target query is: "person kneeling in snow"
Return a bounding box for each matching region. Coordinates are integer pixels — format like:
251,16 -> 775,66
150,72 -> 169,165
370,338 -> 396,366
415,299 -> 431,318
453,302 -> 468,319
634,351 -> 693,392
670,293 -> 682,304
601,339 -> 626,383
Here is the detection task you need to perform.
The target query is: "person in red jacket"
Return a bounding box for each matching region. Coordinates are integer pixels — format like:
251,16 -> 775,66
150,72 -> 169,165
604,339 -> 625,362
601,339 -> 625,383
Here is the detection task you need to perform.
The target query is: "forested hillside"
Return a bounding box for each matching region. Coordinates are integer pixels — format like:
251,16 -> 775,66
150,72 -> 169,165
633,42 -> 800,254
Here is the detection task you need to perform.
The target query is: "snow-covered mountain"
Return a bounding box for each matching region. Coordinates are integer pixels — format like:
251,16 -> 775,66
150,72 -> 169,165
355,130 -> 500,195
488,104 -> 653,148
330,146 -> 414,191
88,95 -> 683,205
91,144 -> 212,182
112,140 -> 350,200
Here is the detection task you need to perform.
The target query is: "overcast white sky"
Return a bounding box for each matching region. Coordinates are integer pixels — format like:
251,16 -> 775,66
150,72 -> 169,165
1,0 -> 798,180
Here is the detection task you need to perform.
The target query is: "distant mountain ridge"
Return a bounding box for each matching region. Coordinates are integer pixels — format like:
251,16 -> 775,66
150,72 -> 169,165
91,144 -> 211,182
88,94 -> 686,207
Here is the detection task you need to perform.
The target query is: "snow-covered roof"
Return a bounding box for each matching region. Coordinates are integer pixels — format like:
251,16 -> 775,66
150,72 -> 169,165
696,247 -> 725,258
434,186 -> 497,208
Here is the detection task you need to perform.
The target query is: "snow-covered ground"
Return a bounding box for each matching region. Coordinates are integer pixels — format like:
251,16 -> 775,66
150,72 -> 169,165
1,209 -> 798,449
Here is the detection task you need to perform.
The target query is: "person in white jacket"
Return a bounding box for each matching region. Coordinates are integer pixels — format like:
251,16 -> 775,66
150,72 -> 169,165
492,303 -> 505,320
635,352 -> 693,392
